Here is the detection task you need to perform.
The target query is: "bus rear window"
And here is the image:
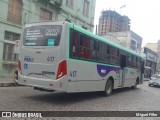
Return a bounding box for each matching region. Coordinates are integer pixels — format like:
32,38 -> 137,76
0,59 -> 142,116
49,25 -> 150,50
23,25 -> 62,46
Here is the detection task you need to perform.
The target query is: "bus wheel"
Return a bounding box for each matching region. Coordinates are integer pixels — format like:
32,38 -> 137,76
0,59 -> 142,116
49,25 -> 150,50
131,79 -> 138,89
102,79 -> 113,96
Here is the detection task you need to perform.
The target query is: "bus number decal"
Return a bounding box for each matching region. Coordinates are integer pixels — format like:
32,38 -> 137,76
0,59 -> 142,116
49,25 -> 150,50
24,56 -> 34,62
24,64 -> 28,69
69,71 -> 77,77
47,56 -> 54,62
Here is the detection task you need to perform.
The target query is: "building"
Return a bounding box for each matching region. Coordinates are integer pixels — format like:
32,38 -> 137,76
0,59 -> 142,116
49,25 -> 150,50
144,42 -> 160,73
98,10 -> 130,35
98,10 -> 142,53
0,0 -> 96,77
144,43 -> 158,53
101,30 -> 142,54
143,47 -> 157,77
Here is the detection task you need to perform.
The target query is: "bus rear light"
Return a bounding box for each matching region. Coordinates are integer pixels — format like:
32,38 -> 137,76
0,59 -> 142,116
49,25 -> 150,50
18,59 -> 22,75
56,60 -> 67,79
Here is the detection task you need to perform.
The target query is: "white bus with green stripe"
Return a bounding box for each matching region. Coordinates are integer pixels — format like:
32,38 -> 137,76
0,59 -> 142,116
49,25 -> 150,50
18,21 -> 144,96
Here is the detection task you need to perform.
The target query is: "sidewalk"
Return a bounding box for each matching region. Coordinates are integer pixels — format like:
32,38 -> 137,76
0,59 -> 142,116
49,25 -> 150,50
0,77 -> 17,87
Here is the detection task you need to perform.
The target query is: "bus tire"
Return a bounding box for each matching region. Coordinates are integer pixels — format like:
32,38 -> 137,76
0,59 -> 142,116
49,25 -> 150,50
102,79 -> 113,96
131,79 -> 138,89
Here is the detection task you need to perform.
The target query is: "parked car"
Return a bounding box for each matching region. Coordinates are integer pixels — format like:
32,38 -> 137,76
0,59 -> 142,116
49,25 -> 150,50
148,74 -> 160,87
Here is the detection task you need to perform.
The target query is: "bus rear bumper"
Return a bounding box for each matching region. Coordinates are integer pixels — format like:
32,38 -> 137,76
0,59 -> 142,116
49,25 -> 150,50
18,74 -> 66,92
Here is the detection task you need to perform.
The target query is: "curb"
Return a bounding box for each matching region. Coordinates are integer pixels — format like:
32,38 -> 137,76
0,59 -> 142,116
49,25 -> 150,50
0,82 -> 17,87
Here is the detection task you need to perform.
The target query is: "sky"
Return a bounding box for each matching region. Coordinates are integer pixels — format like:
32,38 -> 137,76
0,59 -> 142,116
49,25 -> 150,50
94,0 -> 160,46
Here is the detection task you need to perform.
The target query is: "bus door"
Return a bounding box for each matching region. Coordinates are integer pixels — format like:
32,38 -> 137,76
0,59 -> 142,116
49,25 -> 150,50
119,54 -> 126,87
140,59 -> 145,84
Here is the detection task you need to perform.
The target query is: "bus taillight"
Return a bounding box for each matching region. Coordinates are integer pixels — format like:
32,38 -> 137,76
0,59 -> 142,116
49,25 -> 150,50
18,59 -> 22,75
56,60 -> 67,80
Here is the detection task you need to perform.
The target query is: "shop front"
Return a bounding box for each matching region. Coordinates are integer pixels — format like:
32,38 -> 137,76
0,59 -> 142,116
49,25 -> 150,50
144,47 -> 157,79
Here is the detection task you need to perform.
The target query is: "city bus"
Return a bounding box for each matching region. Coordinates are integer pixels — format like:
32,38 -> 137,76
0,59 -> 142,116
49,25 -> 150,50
18,21 -> 144,96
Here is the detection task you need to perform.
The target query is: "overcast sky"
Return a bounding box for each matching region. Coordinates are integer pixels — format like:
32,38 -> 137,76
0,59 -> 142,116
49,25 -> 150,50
94,0 -> 160,46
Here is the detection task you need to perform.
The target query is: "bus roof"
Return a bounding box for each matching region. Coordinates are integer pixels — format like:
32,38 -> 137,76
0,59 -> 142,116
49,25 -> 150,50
67,22 -> 143,59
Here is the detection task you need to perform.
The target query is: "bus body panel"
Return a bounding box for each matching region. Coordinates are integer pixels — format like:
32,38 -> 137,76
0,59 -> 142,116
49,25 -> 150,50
18,74 -> 67,91
18,21 -> 69,92
66,60 -> 121,93
21,47 -> 59,80
18,21 -> 144,94
123,67 -> 141,87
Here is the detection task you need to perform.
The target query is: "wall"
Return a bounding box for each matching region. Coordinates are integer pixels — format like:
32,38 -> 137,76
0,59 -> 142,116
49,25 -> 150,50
0,0 -> 96,77
101,31 -> 142,54
0,0 -> 24,77
101,31 -> 131,48
61,0 -> 96,32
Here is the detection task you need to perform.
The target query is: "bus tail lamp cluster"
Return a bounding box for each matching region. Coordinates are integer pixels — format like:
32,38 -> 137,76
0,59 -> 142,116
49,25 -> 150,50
18,59 -> 22,75
56,60 -> 67,79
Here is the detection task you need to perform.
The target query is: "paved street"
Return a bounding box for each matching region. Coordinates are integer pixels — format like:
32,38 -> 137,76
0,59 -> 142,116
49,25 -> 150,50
1,81 -> 160,120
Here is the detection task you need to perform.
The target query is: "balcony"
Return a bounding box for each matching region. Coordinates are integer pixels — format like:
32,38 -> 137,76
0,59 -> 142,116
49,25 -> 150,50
49,0 -> 62,6
35,0 -> 62,12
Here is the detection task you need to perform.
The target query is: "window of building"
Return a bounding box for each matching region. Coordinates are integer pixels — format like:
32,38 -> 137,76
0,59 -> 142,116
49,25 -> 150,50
3,31 -> 20,62
130,39 -> 137,51
40,8 -> 52,21
7,0 -> 22,24
66,0 -> 74,7
83,0 -> 89,17
3,43 -> 14,61
4,31 -> 20,41
3,43 -> 18,62
137,44 -> 141,53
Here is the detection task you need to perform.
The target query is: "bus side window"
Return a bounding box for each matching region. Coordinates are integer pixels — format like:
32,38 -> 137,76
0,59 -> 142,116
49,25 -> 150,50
71,31 -> 79,58
138,58 -> 141,69
131,55 -> 134,67
90,39 -> 96,60
136,57 -> 140,68
132,56 -> 136,67
97,42 -> 109,63
127,55 -> 132,67
141,60 -> 145,73
79,35 -> 91,60
110,46 -> 119,65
